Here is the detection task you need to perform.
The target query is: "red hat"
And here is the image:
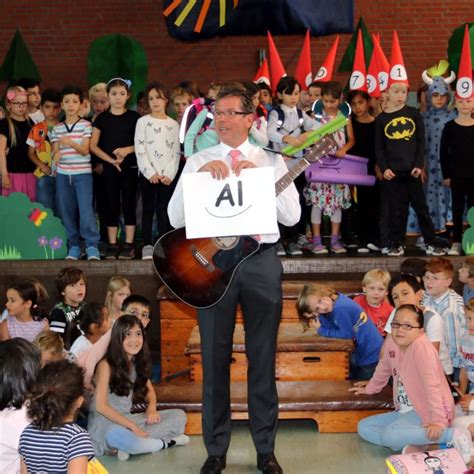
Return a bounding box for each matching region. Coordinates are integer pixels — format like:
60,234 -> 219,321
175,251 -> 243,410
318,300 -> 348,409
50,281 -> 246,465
388,31 -> 409,88
373,34 -> 390,92
456,24 -> 473,99
267,31 -> 286,92
367,34 -> 381,98
294,30 -> 312,90
253,58 -> 271,87
349,30 -> 368,92
314,36 -> 339,82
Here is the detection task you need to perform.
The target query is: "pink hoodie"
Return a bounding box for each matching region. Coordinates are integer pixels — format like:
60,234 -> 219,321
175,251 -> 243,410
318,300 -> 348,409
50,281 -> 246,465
365,333 -> 454,427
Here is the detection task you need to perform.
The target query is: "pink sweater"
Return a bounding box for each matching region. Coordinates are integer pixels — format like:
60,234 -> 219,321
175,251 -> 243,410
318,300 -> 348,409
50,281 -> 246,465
365,333 -> 454,427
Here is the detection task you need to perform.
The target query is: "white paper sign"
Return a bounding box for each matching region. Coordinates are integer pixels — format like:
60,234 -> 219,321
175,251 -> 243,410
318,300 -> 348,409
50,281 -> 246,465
183,167 -> 278,238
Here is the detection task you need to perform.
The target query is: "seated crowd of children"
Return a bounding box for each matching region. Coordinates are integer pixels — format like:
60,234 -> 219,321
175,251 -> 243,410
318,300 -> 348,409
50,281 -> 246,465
1,64 -> 472,261
1,257 -> 474,469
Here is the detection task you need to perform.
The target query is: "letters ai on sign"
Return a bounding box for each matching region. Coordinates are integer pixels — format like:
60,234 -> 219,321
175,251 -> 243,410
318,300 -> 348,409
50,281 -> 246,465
182,167 -> 277,238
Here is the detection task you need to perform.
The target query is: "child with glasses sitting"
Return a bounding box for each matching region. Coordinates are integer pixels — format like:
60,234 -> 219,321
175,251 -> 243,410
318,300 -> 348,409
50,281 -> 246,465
350,304 -> 471,462
423,257 -> 466,381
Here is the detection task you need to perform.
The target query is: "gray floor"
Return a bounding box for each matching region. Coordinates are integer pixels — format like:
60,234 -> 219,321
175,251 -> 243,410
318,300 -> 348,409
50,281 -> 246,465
99,420 -> 391,473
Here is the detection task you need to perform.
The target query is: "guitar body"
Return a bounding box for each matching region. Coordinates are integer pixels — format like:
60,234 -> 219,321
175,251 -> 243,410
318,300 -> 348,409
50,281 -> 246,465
153,228 -> 260,308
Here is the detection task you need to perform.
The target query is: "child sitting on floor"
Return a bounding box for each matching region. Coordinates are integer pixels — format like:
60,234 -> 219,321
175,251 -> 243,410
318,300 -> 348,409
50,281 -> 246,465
459,256 -> 474,305
353,269 -> 393,336
297,284 -> 383,380
350,304 -> 471,463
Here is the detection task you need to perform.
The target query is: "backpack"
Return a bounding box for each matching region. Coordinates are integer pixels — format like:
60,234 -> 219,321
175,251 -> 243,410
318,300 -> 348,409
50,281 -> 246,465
272,105 -> 305,135
179,97 -> 215,145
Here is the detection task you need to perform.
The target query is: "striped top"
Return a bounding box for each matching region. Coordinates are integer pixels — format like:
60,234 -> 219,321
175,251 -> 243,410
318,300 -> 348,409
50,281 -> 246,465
50,119 -> 92,175
19,422 -> 94,473
7,315 -> 47,343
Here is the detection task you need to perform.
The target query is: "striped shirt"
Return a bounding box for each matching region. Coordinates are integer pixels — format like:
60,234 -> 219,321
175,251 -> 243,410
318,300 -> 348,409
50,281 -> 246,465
423,289 -> 466,368
6,315 -> 47,343
50,119 -> 92,175
19,422 -> 94,473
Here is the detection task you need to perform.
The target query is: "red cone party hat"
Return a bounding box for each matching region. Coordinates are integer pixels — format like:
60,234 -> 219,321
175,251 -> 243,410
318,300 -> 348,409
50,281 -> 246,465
387,31 -> 409,88
314,36 -> 339,82
374,35 -> 390,91
367,34 -> 381,97
253,58 -> 271,87
456,24 -> 473,99
267,31 -> 286,92
294,30 -> 312,90
349,29 -> 368,92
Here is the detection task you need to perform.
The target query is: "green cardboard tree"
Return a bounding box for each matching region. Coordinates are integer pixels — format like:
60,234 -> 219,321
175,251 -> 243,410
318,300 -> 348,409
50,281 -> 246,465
337,17 -> 374,72
88,34 -> 148,106
0,193 -> 67,260
462,207 -> 474,255
0,29 -> 41,83
448,23 -> 474,80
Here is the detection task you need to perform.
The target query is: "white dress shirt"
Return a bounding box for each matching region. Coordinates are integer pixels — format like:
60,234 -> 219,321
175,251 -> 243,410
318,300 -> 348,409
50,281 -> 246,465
167,139 -> 301,243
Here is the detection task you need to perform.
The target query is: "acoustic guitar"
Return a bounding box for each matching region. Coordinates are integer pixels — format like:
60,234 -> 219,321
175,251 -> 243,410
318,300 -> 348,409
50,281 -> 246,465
153,135 -> 337,309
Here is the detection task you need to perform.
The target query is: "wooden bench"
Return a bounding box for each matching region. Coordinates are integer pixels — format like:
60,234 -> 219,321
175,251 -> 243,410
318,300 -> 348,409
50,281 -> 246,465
185,323 -> 354,382
154,380 -> 393,435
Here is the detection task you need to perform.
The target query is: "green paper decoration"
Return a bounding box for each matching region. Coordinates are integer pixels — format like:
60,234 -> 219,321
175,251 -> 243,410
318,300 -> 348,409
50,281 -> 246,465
462,207 -> 474,255
87,34 -> 148,106
0,193 -> 67,260
447,23 -> 474,81
0,29 -> 41,83
337,17 -> 373,72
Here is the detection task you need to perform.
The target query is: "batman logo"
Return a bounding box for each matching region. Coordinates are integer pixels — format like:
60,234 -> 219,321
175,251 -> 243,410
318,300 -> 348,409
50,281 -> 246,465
384,116 -> 416,141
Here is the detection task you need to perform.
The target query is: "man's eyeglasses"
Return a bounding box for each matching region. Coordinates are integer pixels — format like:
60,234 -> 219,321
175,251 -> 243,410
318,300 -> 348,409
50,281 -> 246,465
10,102 -> 28,106
391,322 -> 422,330
214,110 -> 250,118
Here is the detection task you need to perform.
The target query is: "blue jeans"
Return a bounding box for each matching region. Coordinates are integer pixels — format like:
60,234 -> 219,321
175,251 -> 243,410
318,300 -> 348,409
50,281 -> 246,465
358,410 -> 455,451
36,175 -> 56,213
55,173 -> 99,248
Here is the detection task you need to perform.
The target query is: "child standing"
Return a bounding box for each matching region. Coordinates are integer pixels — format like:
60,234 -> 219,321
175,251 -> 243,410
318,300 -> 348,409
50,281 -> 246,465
87,315 -> 188,460
440,95 -> 474,255
406,74 -> 456,240
268,76 -> 320,256
353,269 -> 393,336
104,276 -> 131,321
0,282 -> 48,342
16,78 -> 44,124
26,88 -> 61,212
347,90 -> 382,252
351,304 -> 471,462
90,78 -> 140,260
423,257 -> 466,377
19,360 -> 95,473
375,82 -> 444,257
0,339 -> 41,474
135,82 -> 180,260
0,86 -> 35,200
48,267 -> 87,349
297,284 -> 383,380
459,256 -> 474,304
89,83 -> 109,122
170,87 -> 192,124
303,81 -> 355,254
51,85 -> 100,260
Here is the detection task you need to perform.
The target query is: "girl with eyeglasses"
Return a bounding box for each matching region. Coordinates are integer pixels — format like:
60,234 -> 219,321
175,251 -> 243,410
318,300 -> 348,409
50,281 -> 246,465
0,86 -> 35,199
350,304 -> 471,462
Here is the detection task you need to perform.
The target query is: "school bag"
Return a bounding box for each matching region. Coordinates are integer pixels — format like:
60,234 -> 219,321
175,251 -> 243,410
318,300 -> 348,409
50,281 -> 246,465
179,97 -> 215,145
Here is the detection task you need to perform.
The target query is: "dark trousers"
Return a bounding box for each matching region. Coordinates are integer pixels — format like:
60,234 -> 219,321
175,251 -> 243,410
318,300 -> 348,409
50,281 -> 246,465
379,180 -> 390,248
103,167 -> 138,227
197,247 -> 282,456
139,174 -> 175,245
451,177 -> 474,242
279,173 -> 307,241
384,175 -> 435,246
357,181 -> 380,246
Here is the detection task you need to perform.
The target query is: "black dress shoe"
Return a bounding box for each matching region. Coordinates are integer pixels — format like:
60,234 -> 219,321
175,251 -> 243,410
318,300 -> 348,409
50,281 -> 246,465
200,455 -> 226,474
257,453 -> 283,473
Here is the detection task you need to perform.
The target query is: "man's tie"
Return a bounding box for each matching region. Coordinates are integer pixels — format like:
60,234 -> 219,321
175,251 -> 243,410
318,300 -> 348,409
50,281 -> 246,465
229,149 -> 241,168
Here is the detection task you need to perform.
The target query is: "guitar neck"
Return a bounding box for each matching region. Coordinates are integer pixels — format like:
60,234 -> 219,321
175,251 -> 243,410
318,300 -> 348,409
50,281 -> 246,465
275,158 -> 310,196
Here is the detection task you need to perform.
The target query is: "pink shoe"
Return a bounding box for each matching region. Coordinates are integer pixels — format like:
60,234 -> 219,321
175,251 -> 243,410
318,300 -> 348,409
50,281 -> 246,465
330,238 -> 347,254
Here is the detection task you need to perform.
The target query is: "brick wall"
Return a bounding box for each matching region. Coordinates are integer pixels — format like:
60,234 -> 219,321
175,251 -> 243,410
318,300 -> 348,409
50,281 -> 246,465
0,1 -> 471,94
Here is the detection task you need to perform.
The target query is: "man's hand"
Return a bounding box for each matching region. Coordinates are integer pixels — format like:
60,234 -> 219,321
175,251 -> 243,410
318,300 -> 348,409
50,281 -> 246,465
232,160 -> 256,177
383,169 -> 396,180
198,160 -> 230,180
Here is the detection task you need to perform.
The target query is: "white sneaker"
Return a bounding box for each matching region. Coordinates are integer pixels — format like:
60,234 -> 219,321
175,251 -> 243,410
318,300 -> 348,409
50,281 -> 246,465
172,434 -> 190,446
117,450 -> 130,461
357,247 -> 370,254
425,245 -> 446,256
448,427 -> 472,464
381,246 -> 389,255
448,242 -> 462,256
276,242 -> 286,256
287,242 -> 303,256
367,243 -> 381,252
141,245 -> 154,260
387,246 -> 404,257
297,234 -> 309,248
